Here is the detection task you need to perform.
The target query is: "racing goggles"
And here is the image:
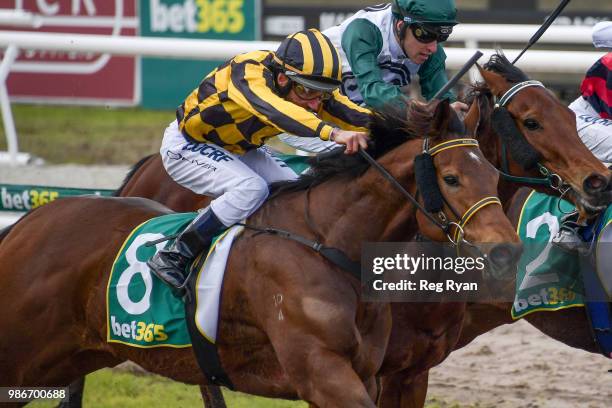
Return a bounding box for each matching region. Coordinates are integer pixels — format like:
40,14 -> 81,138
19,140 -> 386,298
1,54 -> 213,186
292,82 -> 333,101
409,23 -> 453,44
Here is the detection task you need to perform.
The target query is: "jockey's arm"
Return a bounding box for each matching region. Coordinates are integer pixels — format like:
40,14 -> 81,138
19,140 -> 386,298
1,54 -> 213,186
318,89 -> 371,132
341,18 -> 405,109
418,46 -> 454,102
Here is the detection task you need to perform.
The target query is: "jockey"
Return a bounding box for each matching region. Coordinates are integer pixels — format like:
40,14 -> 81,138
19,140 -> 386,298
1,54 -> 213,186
147,29 -> 371,294
280,0 -> 467,153
568,22 -> 612,164
553,23 -> 612,251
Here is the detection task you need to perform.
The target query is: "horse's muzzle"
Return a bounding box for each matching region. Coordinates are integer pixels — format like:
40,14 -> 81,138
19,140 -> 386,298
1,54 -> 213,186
580,172 -> 612,213
487,242 -> 523,281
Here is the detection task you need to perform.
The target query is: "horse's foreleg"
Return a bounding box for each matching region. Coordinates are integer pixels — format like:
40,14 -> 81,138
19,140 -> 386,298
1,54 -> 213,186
296,347 -> 377,408
56,377 -> 85,408
269,327 -> 376,408
379,370 -> 429,408
199,384 -> 226,408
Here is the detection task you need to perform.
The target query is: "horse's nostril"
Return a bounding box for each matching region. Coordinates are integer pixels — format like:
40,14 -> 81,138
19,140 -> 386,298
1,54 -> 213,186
489,243 -> 522,267
583,173 -> 608,194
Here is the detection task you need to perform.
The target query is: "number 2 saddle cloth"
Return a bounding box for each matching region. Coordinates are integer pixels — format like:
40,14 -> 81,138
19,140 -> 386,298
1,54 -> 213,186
512,192 -> 612,326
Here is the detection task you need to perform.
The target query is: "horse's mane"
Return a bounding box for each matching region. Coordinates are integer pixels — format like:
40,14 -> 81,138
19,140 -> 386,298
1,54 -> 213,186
483,52 -> 529,84
469,52 -> 529,99
270,100 -> 457,196
465,52 -> 528,144
0,225 -> 11,241
114,154 -> 155,197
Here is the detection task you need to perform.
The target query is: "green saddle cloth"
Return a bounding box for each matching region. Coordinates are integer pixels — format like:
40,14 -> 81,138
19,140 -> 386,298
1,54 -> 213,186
276,153 -> 310,174
105,154 -> 309,347
107,212 -> 198,348
512,191 -> 587,319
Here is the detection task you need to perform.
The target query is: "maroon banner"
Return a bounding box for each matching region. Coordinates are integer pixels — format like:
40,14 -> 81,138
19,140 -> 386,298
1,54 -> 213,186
3,1 -> 138,105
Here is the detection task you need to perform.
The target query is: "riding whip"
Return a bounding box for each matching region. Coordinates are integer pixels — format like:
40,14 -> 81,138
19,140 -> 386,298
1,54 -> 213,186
512,0 -> 571,64
432,50 -> 483,100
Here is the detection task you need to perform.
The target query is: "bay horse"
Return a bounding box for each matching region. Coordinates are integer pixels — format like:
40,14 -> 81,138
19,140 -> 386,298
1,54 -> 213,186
100,53 -> 612,407
376,55 -> 612,407
0,100 -> 519,408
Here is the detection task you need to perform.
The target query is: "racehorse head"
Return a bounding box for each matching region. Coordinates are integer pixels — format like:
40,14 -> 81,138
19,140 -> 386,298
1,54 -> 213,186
408,100 -> 521,274
399,99 -> 522,276
466,52 -> 611,222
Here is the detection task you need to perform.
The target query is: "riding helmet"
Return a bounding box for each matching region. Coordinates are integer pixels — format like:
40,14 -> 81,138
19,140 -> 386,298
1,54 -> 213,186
274,29 -> 342,93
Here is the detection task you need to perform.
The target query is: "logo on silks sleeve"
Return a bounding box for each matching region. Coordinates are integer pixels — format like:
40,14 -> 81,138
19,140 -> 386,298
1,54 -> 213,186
106,212 -> 198,348
142,0 -> 257,39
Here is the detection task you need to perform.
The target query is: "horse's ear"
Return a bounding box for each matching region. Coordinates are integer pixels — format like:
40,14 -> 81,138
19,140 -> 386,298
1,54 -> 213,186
464,98 -> 481,138
429,98 -> 451,137
477,64 -> 508,97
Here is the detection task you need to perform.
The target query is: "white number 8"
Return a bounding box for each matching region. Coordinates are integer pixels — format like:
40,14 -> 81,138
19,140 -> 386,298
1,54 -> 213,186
116,233 -> 166,315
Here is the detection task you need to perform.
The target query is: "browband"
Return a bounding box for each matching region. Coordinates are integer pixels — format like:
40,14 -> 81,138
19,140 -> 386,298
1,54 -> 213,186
428,138 -> 479,157
495,80 -> 544,108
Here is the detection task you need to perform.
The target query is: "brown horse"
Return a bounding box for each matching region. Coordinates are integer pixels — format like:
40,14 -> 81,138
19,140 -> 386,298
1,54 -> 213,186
376,55 -> 612,407
102,54 -> 612,407
0,100 -> 519,407
454,54 -> 610,354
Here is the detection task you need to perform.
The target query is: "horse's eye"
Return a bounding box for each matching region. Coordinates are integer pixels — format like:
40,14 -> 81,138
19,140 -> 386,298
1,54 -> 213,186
443,175 -> 459,186
523,118 -> 541,130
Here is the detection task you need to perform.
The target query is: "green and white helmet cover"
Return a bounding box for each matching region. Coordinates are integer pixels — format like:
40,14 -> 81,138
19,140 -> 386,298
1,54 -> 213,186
391,0 -> 458,26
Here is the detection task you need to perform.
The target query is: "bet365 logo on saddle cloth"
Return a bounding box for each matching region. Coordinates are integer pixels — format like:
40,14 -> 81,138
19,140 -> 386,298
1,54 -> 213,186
106,212 -> 198,348
512,192 -> 586,319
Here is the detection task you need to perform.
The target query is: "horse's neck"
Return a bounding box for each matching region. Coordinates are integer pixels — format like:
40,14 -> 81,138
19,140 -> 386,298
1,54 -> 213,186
255,143 -> 421,260
327,142 -> 426,254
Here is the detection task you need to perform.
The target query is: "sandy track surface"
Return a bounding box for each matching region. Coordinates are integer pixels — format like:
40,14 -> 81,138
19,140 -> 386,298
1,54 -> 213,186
2,165 -> 611,407
428,318 -> 611,407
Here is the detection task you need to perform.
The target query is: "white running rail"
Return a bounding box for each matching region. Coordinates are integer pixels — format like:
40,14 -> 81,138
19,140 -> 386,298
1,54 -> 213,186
0,24 -> 605,165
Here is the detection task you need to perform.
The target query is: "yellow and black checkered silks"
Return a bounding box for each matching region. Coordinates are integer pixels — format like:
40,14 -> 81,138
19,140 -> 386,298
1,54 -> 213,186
176,48 -> 370,156
273,29 -> 342,82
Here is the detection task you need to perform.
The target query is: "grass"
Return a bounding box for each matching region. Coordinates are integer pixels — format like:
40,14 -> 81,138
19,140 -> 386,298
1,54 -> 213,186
24,368 -> 468,407
0,104 -> 293,165
28,368 -> 306,408
0,104 -> 171,164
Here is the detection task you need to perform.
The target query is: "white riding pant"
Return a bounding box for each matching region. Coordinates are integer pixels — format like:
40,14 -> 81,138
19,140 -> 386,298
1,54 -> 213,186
160,121 -> 298,226
278,133 -> 339,153
569,97 -> 612,164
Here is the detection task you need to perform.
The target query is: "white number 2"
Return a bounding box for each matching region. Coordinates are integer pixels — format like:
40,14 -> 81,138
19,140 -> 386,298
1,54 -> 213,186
519,212 -> 561,291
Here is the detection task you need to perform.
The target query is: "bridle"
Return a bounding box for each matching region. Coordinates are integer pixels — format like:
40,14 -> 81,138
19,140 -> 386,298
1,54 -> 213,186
360,137 -> 501,247
220,136 -> 503,280
493,80 -> 568,194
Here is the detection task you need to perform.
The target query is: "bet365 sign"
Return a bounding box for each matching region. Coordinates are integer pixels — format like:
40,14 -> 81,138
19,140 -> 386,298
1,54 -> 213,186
140,0 -> 258,109
141,0 -> 257,40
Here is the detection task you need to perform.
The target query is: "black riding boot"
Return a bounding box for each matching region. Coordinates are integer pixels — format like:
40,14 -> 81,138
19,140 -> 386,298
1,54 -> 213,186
147,209 -> 225,297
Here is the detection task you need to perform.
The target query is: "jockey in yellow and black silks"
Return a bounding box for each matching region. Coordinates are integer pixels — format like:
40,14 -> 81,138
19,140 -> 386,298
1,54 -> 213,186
147,29 -> 372,296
